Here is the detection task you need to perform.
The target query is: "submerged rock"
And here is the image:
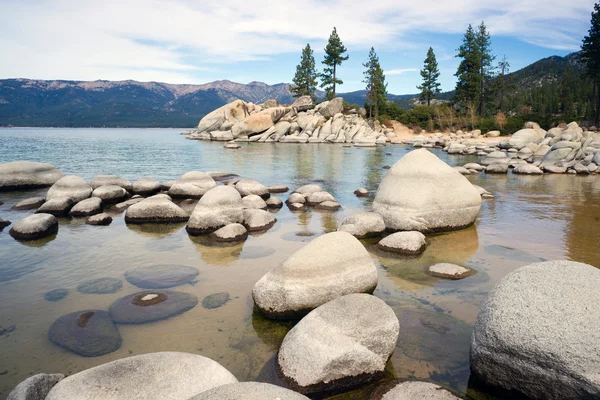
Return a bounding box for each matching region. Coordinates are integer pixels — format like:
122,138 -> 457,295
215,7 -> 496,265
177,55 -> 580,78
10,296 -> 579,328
46,176 -> 92,203
201,292 -> 230,309
86,213 -> 112,226
338,212 -> 385,238
69,197 -> 103,217
12,196 -> 45,210
377,231 -> 427,255
45,352 -> 238,400
48,310 -> 121,357
125,265 -> 199,289
253,231 -> 378,319
77,277 -> 123,294
373,149 -> 482,233
427,263 -> 474,279
125,197 -> 188,223
277,294 -> 399,395
109,290 -> 198,324
186,186 -> 244,235
471,260 -> 600,399
45,288 -> 69,302
0,161 -> 64,191
7,373 -> 65,400
381,381 -> 460,399
190,382 -> 309,400
9,214 -> 58,241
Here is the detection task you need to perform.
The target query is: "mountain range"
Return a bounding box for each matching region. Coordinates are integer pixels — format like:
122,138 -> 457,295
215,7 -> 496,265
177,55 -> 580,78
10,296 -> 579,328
0,52 -> 583,128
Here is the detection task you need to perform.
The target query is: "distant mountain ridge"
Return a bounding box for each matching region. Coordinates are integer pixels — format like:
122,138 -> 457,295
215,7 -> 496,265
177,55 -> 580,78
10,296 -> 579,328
0,52 -> 584,127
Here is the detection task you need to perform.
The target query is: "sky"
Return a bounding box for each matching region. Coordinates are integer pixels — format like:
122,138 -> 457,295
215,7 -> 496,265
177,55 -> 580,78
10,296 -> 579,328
0,0 -> 596,94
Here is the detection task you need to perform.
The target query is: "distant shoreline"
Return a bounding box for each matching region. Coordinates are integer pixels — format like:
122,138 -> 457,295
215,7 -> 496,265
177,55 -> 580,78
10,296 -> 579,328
0,126 -> 193,129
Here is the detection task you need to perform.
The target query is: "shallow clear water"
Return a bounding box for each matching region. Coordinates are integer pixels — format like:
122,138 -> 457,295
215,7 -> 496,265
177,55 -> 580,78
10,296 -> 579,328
0,128 -> 599,399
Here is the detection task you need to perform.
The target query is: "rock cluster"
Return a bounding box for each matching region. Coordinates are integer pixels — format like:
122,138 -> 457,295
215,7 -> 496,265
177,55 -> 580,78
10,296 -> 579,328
184,96 -> 394,145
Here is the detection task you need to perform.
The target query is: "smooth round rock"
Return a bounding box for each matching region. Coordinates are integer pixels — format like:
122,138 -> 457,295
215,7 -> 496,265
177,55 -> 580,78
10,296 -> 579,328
9,214 -> 58,241
286,193 -> 306,204
0,218 -> 11,230
109,290 -> 198,324
189,382 -> 309,400
242,194 -> 267,210
92,185 -> 128,202
224,142 -> 240,149
306,191 -> 335,205
46,176 -> 92,203
90,175 -> 132,191
266,197 -> 283,209
242,209 -> 276,232
354,188 -> 368,197
314,200 -> 341,210
373,149 -> 482,233
45,352 -> 238,400
338,212 -> 385,238
168,171 -> 217,199
485,163 -> 509,174
132,178 -> 161,195
513,164 -> 544,175
427,263 -> 474,279
48,310 -> 122,357
288,202 -> 305,211
201,292 -> 230,309
268,185 -> 289,193
277,294 -> 400,394
210,223 -> 248,242
235,179 -> 270,199
125,197 -> 188,223
377,231 -> 427,255
69,197 -> 103,217
113,198 -> 143,211
77,278 -> 123,294
471,261 -> 600,399
293,184 -> 322,196
253,231 -> 378,319
12,196 -> 45,210
36,196 -> 74,216
7,373 -> 65,400
382,381 -> 460,399
45,289 -> 68,302
0,161 -> 63,190
186,186 -> 244,235
86,213 -> 112,226
125,265 -> 199,289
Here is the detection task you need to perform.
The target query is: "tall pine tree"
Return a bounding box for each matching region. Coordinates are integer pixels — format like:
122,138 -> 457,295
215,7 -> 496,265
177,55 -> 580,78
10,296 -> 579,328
363,47 -> 387,119
417,47 -> 441,106
582,2 -> 600,124
320,27 -> 349,100
290,44 -> 318,100
454,24 -> 481,113
495,55 -> 511,111
475,22 -> 495,117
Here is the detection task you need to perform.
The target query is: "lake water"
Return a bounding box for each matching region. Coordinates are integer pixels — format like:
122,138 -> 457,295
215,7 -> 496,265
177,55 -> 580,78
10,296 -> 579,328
0,128 -> 599,399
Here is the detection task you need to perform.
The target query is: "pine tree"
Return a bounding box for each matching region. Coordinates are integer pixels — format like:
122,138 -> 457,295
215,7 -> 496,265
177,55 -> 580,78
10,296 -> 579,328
582,2 -> 600,124
290,44 -> 318,100
496,55 -> 512,111
475,22 -> 495,117
320,27 -> 349,100
417,47 -> 441,106
362,48 -> 388,119
454,24 -> 481,113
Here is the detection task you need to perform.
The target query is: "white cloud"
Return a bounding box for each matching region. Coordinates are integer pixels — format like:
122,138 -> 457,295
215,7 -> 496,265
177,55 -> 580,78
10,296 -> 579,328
386,68 -> 418,75
0,0 -> 595,84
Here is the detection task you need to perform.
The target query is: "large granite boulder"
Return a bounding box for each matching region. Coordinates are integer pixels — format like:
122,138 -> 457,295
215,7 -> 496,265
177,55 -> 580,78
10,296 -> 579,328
381,382 -> 459,399
277,294 -> 399,394
253,231 -> 378,319
109,290 -> 198,324
125,197 -> 188,223
90,175 -> 132,192
235,179 -> 270,199
189,382 -> 309,400
69,197 -> 103,217
373,149 -> 482,232
9,214 -> 58,240
46,176 -> 92,203
48,310 -> 121,357
508,128 -> 546,149
45,352 -> 238,400
186,186 -> 244,235
168,171 -> 217,199
197,99 -> 249,133
7,373 -> 65,400
471,260 -> 600,399
0,161 -> 63,190
319,97 -> 344,119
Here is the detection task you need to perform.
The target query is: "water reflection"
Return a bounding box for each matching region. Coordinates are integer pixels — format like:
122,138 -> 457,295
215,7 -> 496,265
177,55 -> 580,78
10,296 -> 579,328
188,235 -> 245,266
126,222 -> 186,238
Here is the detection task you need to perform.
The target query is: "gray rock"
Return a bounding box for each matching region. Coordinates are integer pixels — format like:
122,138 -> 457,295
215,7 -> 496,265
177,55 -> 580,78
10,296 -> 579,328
12,197 -> 45,210
86,213 -> 112,226
473,185 -> 494,199
378,231 -> 427,255
69,197 -> 102,217
292,184 -> 322,196
0,161 -> 63,190
338,212 -> 386,238
513,164 -> 543,175
373,149 -> 482,233
48,310 -> 121,357
189,382 -> 309,400
125,197 -> 188,223
314,200 -> 341,210
36,196 -> 74,216
109,290 -> 198,324
235,179 -> 270,199
9,214 -> 58,240
197,99 -> 249,133
253,231 -> 378,319
463,163 -> 485,171
543,164 -> 567,174
508,128 -> 545,149
381,381 -> 460,400
288,202 -> 305,211
90,175 -> 132,191
242,194 -> 268,210
242,209 -> 276,232
168,171 -> 217,199
77,278 -> 123,294
427,263 -> 474,279
45,352 -> 238,400
485,163 -> 509,174
201,292 -> 230,309
265,197 -> 283,209
268,185 -> 289,193
277,293 -> 399,394
481,151 -> 508,166
132,178 -> 161,195
319,97 -> 344,119
0,218 -> 11,230
471,260 -> 600,399
286,193 -> 306,204
113,198 -> 144,211
306,191 -> 336,205
46,176 -> 92,203
125,265 -> 199,289
210,223 -> 248,242
7,373 -> 65,400
186,186 -> 244,235
354,188 -> 368,197
92,185 -> 128,203
45,289 -> 68,302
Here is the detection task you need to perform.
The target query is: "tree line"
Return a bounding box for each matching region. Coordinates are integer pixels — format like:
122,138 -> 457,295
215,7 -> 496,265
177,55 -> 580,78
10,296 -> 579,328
291,2 -> 600,132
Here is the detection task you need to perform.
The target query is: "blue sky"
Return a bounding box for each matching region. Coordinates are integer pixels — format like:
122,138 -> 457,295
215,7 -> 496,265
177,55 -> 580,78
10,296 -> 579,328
0,0 -> 596,94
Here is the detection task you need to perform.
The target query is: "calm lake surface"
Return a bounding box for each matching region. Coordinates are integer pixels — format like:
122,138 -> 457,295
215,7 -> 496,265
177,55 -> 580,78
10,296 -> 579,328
0,128 -> 599,399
